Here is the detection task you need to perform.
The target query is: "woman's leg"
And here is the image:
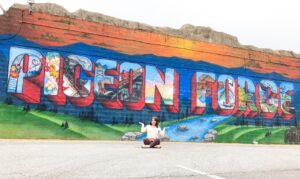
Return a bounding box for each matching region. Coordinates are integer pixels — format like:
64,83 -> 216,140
150,138 -> 160,148
143,138 -> 151,145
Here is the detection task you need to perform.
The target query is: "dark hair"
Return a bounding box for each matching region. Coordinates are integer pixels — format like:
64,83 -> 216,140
150,116 -> 159,127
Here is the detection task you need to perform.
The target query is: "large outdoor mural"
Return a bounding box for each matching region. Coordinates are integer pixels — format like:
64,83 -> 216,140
5,46 -> 296,119
0,5 -> 299,143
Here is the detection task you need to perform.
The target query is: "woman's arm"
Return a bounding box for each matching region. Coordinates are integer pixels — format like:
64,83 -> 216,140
159,127 -> 168,137
158,127 -> 168,137
139,122 -> 147,133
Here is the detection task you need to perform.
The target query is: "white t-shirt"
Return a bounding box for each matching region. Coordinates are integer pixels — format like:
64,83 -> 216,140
141,125 -> 165,139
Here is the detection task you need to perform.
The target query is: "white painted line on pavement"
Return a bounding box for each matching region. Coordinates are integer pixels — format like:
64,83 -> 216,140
177,164 -> 226,179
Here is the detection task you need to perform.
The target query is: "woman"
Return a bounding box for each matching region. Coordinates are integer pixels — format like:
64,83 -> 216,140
139,116 -> 167,148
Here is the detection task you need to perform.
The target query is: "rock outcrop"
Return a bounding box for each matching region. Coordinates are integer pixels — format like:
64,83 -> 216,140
10,3 -> 300,58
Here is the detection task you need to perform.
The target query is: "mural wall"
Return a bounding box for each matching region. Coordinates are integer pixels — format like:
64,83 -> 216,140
0,4 -> 299,143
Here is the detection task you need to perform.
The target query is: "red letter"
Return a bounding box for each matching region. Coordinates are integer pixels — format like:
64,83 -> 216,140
211,75 -> 235,116
145,65 -> 179,113
232,77 -> 258,118
63,55 -> 94,107
94,59 -> 122,109
278,82 -> 295,120
255,80 -> 280,119
191,72 -> 216,114
7,47 -> 44,103
119,62 -> 145,110
44,52 -> 66,105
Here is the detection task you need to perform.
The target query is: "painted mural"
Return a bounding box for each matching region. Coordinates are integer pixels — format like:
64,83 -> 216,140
0,35 -> 299,143
0,6 -> 299,144
5,45 -> 297,119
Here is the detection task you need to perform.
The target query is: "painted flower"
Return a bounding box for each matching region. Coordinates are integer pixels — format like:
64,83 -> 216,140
9,65 -> 20,78
50,70 -> 58,79
49,64 -> 59,79
45,80 -> 57,94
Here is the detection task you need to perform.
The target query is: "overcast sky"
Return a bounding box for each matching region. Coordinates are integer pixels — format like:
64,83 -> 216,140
1,0 -> 300,53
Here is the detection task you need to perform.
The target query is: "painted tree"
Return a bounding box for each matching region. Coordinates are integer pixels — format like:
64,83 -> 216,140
4,97 -> 13,105
112,116 -> 117,125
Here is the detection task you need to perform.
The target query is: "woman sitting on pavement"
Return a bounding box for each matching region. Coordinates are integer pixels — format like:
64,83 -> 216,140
139,116 -> 167,148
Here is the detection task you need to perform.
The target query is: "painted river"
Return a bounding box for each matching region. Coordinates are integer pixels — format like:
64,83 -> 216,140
139,115 -> 230,142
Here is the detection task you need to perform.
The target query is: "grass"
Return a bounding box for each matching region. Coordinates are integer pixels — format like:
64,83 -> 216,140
214,117 -> 289,144
0,102 -> 291,144
0,103 -> 201,140
0,104 -> 84,139
0,103 -> 140,140
258,129 -> 286,144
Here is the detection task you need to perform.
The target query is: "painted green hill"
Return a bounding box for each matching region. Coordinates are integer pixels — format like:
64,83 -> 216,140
214,118 -> 289,144
0,103 -> 139,140
0,103 -> 292,144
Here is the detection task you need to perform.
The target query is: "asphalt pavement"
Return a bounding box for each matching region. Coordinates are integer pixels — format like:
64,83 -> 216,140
1,140 -> 300,179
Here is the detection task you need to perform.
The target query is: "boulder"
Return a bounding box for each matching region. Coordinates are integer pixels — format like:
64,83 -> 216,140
210,118 -> 217,123
208,129 -> 218,135
204,133 -> 215,142
200,118 -> 206,122
191,136 -> 199,140
121,135 -> 129,141
133,132 -> 142,138
121,132 -> 142,141
177,125 -> 188,131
